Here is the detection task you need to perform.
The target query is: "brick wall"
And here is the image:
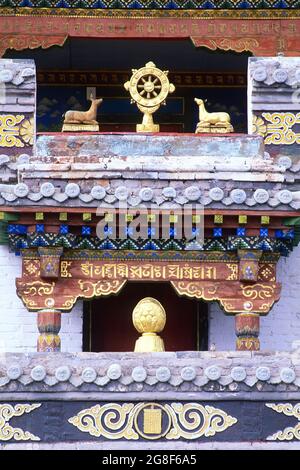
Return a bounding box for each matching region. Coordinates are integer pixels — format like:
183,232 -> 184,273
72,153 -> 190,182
208,244 -> 300,351
0,246 -> 83,352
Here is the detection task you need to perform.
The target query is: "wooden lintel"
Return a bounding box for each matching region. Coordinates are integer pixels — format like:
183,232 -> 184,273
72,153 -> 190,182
1,206 -> 299,218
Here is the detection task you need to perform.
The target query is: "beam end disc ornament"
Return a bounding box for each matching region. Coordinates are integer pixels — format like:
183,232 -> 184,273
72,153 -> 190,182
124,61 -> 175,133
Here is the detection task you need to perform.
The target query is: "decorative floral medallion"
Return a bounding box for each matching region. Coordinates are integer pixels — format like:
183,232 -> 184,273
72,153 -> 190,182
0,115 -> 34,148
252,115 -> 267,137
19,117 -> 34,146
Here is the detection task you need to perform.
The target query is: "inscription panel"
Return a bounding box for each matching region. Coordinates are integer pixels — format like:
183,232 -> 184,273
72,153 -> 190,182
17,256 -> 280,313
1,16 -> 300,56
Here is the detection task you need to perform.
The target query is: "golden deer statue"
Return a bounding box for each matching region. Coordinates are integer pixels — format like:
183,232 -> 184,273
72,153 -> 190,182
194,97 -> 233,133
62,95 -> 103,132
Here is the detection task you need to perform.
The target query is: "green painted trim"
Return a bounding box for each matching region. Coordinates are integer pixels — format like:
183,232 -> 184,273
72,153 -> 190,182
0,212 -> 19,222
283,217 -> 300,226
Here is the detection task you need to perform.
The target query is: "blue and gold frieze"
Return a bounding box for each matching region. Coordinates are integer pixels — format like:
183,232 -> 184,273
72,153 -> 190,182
1,2 -> 300,20
2,399 -> 300,443
0,0 -> 299,10
7,232 -> 294,256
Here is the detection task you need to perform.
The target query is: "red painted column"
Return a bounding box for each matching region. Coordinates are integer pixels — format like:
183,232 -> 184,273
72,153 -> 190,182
37,309 -> 61,352
235,313 -> 260,351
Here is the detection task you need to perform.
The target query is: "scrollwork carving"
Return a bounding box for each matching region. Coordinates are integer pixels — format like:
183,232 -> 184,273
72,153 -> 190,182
69,402 -> 237,441
241,283 -> 276,301
170,281 -> 218,300
252,113 -> 300,145
166,402 -> 237,439
78,279 -> 127,297
266,403 -> 300,441
0,404 -> 41,441
192,37 -> 260,54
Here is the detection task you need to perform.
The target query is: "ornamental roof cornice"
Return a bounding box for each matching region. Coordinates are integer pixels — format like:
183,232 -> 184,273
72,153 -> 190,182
1,133 -> 300,211
1,350 -> 300,393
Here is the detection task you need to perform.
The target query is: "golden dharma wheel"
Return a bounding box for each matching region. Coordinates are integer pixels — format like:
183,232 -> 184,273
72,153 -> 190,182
126,61 -> 175,108
124,61 -> 175,132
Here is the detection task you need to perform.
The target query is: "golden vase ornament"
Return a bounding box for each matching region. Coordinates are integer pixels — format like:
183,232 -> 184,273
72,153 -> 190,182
132,297 -> 166,352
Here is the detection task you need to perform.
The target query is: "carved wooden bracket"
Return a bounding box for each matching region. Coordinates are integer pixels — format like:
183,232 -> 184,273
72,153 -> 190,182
0,34 -> 67,58
16,254 -> 281,314
171,280 -> 281,314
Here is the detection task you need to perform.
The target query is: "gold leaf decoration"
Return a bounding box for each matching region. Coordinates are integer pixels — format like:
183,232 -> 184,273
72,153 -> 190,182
68,402 -> 237,440
0,114 -> 24,148
226,264 -> 239,281
253,112 -> 300,145
266,403 -> 300,441
166,403 -> 237,439
0,114 -> 34,148
69,403 -> 139,440
0,403 -> 41,441
19,117 -> 34,146
252,115 -> 267,137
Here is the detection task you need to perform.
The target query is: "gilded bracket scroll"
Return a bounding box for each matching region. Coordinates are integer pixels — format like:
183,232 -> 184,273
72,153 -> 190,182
171,280 -> 281,314
16,278 -> 127,311
0,34 -> 67,58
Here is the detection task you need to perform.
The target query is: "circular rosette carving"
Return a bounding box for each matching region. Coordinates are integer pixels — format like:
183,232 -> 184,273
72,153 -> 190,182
0,69 -> 14,83
19,117 -> 34,146
252,66 -> 267,83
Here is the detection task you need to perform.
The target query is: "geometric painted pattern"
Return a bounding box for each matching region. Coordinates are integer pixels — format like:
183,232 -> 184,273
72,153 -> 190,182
0,0 -> 298,8
8,232 -> 294,255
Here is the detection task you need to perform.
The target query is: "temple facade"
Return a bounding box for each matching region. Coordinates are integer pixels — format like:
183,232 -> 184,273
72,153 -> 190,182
1,1 -> 300,450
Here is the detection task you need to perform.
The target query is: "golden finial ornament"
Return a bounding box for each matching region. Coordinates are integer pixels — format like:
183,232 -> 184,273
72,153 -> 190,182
132,297 -> 166,352
124,61 -> 175,133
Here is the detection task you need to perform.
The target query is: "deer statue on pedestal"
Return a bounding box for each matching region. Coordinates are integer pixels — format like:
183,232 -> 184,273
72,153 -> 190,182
63,95 -> 103,126
194,97 -> 233,133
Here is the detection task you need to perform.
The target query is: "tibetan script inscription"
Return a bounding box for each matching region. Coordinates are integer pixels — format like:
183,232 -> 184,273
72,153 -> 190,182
17,256 -> 280,314
79,262 -> 219,281
1,17 -> 300,57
